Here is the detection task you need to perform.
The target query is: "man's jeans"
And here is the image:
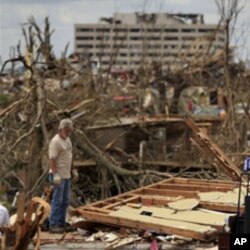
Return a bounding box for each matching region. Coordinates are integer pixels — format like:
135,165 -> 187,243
49,174 -> 70,227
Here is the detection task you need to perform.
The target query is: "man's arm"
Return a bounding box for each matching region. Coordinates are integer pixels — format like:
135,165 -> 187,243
49,158 -> 61,185
49,158 -> 58,174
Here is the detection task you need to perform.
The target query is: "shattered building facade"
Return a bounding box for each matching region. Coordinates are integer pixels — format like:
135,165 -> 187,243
74,12 -> 227,71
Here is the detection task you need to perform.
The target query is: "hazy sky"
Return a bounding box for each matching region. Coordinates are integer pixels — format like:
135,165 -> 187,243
0,0 -> 249,63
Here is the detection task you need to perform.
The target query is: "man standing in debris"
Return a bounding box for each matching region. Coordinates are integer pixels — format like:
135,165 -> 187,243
48,118 -> 79,233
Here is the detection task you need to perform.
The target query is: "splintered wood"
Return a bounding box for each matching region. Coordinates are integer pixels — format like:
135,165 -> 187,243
185,117 -> 242,181
4,193 -> 50,250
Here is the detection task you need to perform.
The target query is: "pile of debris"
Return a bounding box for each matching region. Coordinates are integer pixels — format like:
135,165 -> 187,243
4,177 -> 243,249
1,15 -> 250,250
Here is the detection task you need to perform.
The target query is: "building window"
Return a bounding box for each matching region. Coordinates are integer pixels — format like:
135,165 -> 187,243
198,29 -> 215,33
130,36 -> 143,41
147,29 -> 161,32
147,45 -> 161,49
77,28 -> 94,32
114,44 -> 127,48
119,53 -> 127,57
130,28 -> 141,32
113,28 -> 127,32
182,45 -> 191,49
164,36 -> 178,41
164,29 -> 179,32
129,44 -> 141,49
113,36 -> 126,40
76,36 -> 94,40
169,53 -> 178,57
96,36 -> 110,40
181,29 -> 196,32
148,36 -> 161,40
182,37 -> 195,41
163,53 -> 170,56
77,45 -> 93,48
148,53 -> 158,57
96,45 -> 110,48
96,28 -> 110,32
132,60 -> 140,64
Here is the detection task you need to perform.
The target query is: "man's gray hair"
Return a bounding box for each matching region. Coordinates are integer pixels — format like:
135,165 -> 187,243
58,118 -> 73,130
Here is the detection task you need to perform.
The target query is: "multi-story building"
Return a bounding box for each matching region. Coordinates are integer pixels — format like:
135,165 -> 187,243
74,12 -> 226,71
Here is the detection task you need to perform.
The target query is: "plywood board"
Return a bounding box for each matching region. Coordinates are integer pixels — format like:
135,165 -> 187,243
116,205 -> 226,229
108,209 -> 217,240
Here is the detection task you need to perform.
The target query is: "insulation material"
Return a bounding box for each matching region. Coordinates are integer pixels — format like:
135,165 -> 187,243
198,188 -> 245,205
116,205 -> 226,228
167,198 -> 199,211
109,209 -> 217,234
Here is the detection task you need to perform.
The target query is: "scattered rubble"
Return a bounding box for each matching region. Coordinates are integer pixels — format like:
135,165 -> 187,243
0,14 -> 250,249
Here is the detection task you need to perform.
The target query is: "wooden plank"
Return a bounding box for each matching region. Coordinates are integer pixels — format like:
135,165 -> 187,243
157,183 -> 233,192
80,207 -> 111,214
103,195 -> 140,209
185,118 -> 242,181
140,195 -> 184,206
134,188 -> 199,198
168,177 -> 238,188
197,133 -> 241,180
77,194 -> 137,210
198,201 -> 243,213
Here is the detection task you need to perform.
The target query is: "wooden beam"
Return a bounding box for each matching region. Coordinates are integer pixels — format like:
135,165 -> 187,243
157,183 -> 233,192
198,201 -> 243,213
103,196 -> 140,210
168,177 -> 239,187
185,117 -> 242,181
134,188 -> 199,198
